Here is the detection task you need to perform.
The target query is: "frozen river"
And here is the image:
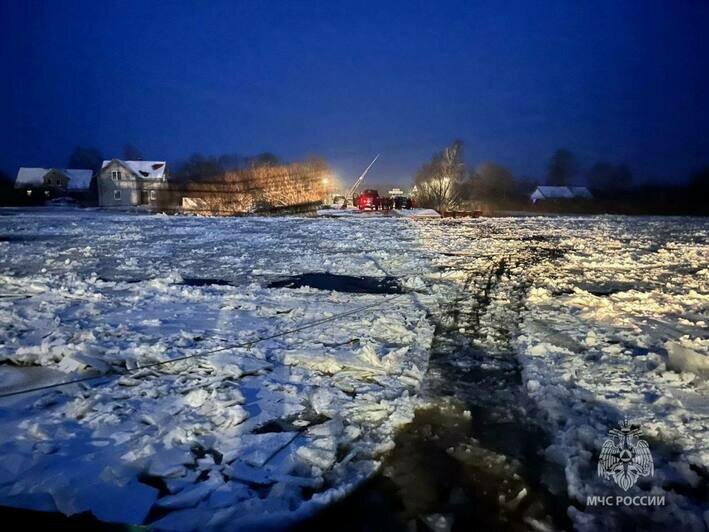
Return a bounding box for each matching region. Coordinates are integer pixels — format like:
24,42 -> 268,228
0,208 -> 706,530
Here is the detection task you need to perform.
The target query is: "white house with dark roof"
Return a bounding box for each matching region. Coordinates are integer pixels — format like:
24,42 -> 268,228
15,167 -> 93,196
97,159 -> 168,207
530,186 -> 593,203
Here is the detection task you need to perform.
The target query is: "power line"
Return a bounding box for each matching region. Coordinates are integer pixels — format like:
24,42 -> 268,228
0,293 -> 405,400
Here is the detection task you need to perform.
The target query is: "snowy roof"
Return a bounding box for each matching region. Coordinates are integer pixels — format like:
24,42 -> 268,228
531,186 -> 593,200
15,167 -> 94,189
65,169 -> 94,190
102,160 -> 167,180
15,168 -> 50,187
568,186 -> 593,199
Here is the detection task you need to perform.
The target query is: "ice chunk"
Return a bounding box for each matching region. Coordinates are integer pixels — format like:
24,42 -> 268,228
206,481 -> 252,509
296,446 -> 336,470
183,388 -> 209,408
240,432 -> 299,468
156,475 -> 222,509
666,341 -> 709,377
228,462 -> 274,485
150,507 -> 215,531
148,448 -> 194,478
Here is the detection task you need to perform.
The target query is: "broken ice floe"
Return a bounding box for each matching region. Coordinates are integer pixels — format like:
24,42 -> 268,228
0,210 -> 436,528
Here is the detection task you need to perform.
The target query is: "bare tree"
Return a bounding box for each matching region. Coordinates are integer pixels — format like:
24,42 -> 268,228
413,140 -> 465,212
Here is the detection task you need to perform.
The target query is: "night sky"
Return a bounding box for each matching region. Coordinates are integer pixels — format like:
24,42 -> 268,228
1,0 -> 708,185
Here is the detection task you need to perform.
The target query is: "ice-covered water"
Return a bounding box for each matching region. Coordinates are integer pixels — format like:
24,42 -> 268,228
308,215 -> 709,531
0,208 -> 436,528
0,209 -> 707,530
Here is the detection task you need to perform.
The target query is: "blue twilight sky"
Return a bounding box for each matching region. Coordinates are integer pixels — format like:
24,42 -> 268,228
1,0 -> 708,185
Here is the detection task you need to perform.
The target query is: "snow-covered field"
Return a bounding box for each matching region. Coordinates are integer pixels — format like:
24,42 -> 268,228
0,209 -> 706,530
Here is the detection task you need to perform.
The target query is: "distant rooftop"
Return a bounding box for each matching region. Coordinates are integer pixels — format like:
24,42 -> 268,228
531,186 -> 593,200
15,167 -> 93,189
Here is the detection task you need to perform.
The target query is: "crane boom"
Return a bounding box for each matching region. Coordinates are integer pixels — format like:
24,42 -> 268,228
346,154 -> 380,200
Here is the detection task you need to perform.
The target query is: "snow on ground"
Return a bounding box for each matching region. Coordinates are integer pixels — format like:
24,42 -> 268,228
0,208 -> 435,528
0,210 -> 706,530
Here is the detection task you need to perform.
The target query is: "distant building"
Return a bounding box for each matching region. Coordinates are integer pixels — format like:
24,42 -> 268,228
530,186 -> 593,203
97,159 -> 168,207
15,167 -> 93,197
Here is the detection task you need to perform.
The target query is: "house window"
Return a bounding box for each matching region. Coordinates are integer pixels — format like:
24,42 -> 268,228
150,190 -> 157,200
114,190 -> 121,201
112,170 -> 122,181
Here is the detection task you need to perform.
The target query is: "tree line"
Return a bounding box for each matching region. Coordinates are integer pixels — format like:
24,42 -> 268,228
412,141 -> 708,214
1,141 -> 707,214
62,144 -> 284,181
546,148 -> 633,191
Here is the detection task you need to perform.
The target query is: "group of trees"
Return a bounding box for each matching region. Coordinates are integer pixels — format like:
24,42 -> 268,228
412,142 -> 645,210
412,142 -> 708,214
547,148 -> 578,186
412,140 -> 526,210
468,162 -> 517,202
67,146 -> 104,173
586,162 -> 633,191
66,144 -> 145,173
547,148 -> 634,192
172,152 -> 282,182
64,144 -> 283,181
